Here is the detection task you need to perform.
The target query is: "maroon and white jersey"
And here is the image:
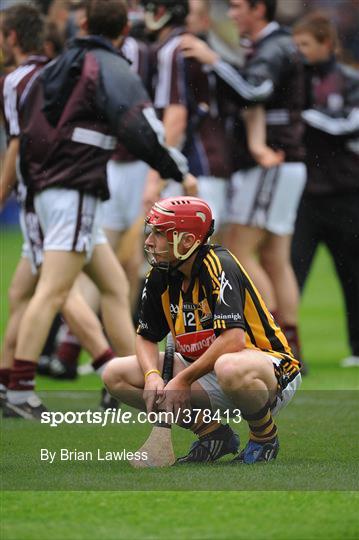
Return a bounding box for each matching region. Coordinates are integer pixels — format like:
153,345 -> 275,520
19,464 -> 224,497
212,23 -> 305,169
149,28 -> 231,179
302,57 -> 359,195
112,36 -> 150,163
0,55 -> 48,202
112,36 -> 149,163
122,36 -> 149,85
0,55 -> 48,139
19,37 -> 188,200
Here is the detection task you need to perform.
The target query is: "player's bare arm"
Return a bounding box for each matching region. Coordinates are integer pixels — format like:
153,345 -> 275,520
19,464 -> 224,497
162,104 -> 188,148
142,169 -> 165,214
160,106 -> 197,198
243,106 -> 285,168
142,103 -> 194,210
181,34 -> 219,65
182,173 -> 198,197
0,137 -> 19,209
136,334 -> 165,412
162,328 -> 245,415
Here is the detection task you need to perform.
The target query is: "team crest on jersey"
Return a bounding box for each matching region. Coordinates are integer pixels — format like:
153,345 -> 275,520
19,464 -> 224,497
218,271 -> 233,306
198,298 -> 212,323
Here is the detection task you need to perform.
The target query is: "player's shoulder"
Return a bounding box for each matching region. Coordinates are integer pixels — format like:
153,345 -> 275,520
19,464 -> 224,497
1,64 -> 40,118
4,58 -> 45,87
257,26 -> 296,61
2,65 -> 26,92
338,62 -> 359,86
155,27 -> 186,61
92,43 -> 132,74
145,266 -> 168,290
123,36 -> 148,54
264,26 -> 292,47
201,244 -> 242,275
93,43 -> 148,103
211,244 -> 239,262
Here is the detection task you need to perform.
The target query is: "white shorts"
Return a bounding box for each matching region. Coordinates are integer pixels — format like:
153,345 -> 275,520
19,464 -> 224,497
161,176 -> 229,229
101,159 -> 149,232
227,163 -> 306,235
34,188 -> 107,261
177,353 -> 302,417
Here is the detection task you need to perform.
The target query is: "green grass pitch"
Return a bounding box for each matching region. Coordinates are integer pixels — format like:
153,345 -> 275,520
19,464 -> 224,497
1,228 -> 358,540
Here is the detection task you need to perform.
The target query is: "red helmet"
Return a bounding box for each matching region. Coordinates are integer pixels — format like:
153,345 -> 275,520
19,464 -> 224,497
146,196 -> 214,261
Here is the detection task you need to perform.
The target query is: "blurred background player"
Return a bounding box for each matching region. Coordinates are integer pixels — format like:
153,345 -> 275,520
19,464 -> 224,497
0,4 -> 48,407
142,0 -> 232,238
97,23 -> 151,314
181,0 -> 307,367
292,12 -> 359,368
8,0 -> 196,417
50,12 -> 152,378
0,3 -> 130,417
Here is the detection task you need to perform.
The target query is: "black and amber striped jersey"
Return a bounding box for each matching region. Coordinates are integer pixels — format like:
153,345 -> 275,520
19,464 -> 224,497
137,245 -> 300,376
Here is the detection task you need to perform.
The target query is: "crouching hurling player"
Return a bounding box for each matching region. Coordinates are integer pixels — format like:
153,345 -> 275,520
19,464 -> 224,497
103,197 -> 302,463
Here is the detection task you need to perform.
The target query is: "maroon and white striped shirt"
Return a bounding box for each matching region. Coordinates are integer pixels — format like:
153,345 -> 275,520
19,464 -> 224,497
0,55 -> 48,139
0,55 -> 48,202
149,28 -> 232,179
112,37 -> 150,163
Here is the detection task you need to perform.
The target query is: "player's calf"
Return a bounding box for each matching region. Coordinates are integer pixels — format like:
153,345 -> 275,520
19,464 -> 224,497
215,352 -> 280,464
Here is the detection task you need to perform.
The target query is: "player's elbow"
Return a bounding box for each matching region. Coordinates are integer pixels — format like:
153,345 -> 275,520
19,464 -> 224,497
221,328 -> 245,353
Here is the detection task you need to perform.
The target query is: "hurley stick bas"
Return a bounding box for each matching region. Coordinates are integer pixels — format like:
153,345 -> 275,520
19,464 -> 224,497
128,334 -> 176,468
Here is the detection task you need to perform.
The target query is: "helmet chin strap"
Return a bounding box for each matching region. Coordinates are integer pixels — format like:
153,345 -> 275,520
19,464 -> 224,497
169,220 -> 215,272
172,231 -> 201,261
164,232 -> 203,275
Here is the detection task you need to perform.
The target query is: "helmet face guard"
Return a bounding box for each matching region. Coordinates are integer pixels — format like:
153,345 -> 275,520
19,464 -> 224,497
144,9 -> 172,32
144,197 -> 214,270
141,1 -> 189,32
143,221 -> 173,270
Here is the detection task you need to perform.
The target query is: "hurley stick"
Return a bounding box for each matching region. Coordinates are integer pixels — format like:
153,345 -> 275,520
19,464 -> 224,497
128,334 -> 176,468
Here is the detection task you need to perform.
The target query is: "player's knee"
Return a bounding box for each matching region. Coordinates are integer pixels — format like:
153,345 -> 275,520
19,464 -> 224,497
103,278 -> 130,307
215,354 -> 256,391
102,358 -> 124,391
215,354 -> 241,390
260,249 -> 280,273
36,285 -> 71,312
8,284 -> 28,311
260,245 -> 289,275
